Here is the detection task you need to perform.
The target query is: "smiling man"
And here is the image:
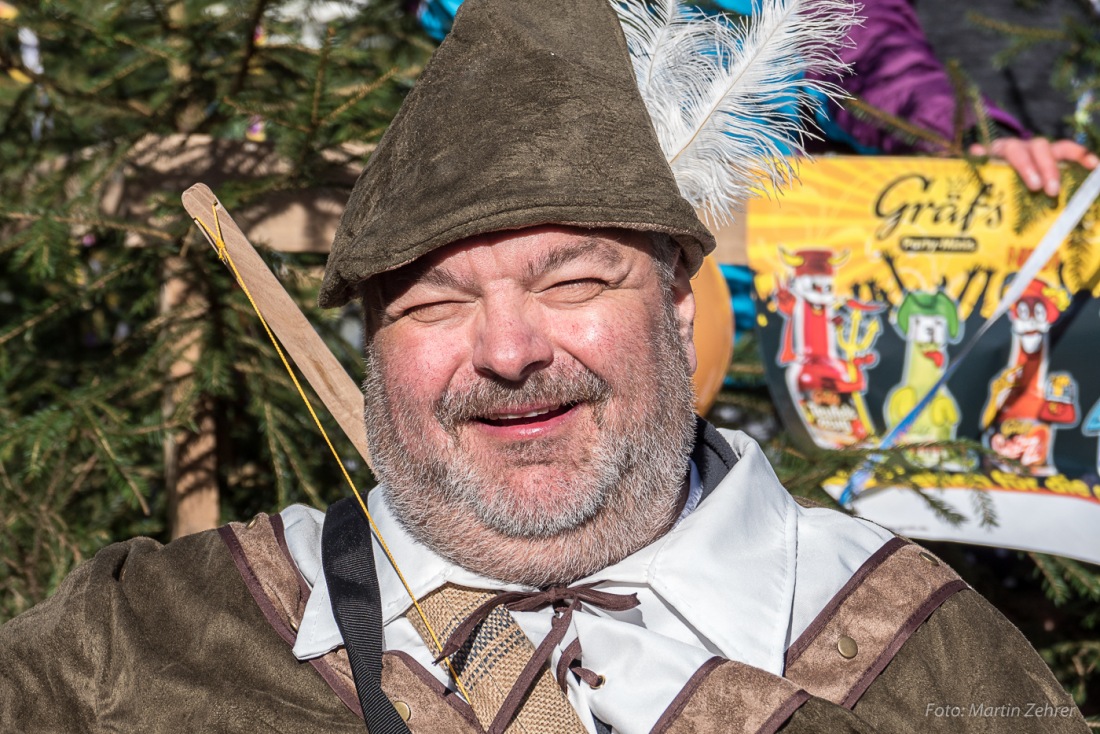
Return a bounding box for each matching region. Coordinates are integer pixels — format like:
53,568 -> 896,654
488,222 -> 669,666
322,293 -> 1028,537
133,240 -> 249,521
361,227 -> 697,586
0,0 -> 1088,732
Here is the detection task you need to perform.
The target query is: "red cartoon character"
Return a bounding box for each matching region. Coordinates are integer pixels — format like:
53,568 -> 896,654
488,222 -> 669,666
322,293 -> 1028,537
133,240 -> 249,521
775,248 -> 883,449
981,276 -> 1078,476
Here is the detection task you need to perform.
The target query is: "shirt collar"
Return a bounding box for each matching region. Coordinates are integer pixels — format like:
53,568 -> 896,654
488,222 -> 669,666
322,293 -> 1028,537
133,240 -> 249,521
291,429 -> 796,673
577,429 -> 798,673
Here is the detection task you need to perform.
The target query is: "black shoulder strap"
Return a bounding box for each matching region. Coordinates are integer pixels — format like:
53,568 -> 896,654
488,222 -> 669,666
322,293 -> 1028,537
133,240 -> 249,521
322,496 -> 412,734
691,417 -> 739,502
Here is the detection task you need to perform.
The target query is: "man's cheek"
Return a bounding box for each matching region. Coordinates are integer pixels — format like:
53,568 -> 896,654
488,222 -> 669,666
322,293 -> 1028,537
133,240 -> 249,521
557,310 -> 646,363
382,374 -> 443,439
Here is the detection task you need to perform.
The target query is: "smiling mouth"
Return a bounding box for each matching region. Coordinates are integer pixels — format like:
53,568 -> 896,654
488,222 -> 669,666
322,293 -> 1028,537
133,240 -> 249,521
475,402 -> 578,427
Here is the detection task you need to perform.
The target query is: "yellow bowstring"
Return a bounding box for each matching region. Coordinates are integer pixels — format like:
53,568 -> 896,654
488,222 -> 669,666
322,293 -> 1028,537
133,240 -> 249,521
194,204 -> 471,702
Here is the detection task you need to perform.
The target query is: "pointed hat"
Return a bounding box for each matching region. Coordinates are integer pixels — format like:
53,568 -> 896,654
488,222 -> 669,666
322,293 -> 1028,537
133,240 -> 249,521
318,0 -> 715,308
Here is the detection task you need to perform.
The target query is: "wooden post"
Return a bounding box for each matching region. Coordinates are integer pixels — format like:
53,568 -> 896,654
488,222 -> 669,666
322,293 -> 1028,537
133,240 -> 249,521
161,256 -> 219,538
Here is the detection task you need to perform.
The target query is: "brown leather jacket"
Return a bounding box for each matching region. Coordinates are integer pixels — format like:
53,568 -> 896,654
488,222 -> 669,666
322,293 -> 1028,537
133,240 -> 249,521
0,509 -> 1086,733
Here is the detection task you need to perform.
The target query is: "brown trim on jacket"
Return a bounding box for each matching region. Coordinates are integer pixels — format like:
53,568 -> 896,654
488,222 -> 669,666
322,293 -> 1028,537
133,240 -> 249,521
784,536 -> 906,664
759,690 -> 813,733
384,650 -> 484,731
650,656 -> 724,734
220,514 -> 368,716
842,577 -> 969,708
653,657 -> 810,734
220,513 -> 481,730
270,512 -> 313,622
783,539 -> 969,709
218,514 -> 299,646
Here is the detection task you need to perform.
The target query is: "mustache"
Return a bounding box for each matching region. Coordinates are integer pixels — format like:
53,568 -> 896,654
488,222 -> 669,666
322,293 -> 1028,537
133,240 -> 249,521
435,366 -> 612,431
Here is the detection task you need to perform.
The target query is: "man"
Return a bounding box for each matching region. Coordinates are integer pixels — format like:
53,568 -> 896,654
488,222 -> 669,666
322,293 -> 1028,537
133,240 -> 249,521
0,0 -> 1089,732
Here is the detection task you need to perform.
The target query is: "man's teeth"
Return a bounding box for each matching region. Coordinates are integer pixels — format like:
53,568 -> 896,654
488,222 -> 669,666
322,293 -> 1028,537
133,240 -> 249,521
494,407 -> 554,419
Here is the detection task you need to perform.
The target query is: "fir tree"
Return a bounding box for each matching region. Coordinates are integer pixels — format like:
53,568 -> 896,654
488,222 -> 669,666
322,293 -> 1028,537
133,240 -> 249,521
0,0 -> 430,618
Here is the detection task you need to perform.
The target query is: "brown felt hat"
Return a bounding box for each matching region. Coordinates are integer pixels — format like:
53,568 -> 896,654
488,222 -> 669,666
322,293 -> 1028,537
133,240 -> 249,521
318,0 -> 716,308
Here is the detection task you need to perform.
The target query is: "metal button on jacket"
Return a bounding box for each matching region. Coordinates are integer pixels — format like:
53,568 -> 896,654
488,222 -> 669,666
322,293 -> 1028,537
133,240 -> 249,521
837,635 -> 859,659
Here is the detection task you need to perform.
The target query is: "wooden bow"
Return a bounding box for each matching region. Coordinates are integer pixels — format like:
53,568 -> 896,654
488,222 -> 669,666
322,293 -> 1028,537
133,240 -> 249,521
182,183 -> 474,700
181,183 -> 372,469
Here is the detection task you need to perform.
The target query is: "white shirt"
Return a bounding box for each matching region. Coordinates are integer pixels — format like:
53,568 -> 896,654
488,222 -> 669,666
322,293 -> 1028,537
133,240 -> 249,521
282,429 -> 892,734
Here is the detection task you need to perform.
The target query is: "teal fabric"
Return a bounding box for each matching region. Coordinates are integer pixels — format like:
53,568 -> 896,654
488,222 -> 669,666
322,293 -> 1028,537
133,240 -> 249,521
415,0 -> 464,41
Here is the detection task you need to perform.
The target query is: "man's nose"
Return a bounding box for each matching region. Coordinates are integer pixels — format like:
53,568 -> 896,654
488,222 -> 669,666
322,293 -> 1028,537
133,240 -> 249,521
471,300 -> 553,382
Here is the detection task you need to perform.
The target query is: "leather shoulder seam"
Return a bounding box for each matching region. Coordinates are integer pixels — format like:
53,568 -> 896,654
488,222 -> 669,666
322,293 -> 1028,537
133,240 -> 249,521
786,536 -> 907,665
650,656 -> 724,734
218,520 -> 297,646
783,542 -> 968,709
842,578 -> 969,707
384,650 -> 482,729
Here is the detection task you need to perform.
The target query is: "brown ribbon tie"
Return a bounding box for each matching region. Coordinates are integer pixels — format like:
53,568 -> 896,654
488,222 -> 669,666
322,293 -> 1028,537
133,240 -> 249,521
436,582 -> 640,734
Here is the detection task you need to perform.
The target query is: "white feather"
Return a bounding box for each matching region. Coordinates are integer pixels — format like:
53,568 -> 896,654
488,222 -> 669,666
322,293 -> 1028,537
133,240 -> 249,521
614,0 -> 860,226
616,0 -> 688,102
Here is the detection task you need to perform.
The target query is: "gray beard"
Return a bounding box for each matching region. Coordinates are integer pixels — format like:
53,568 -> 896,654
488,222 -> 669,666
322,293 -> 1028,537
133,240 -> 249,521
362,294 -> 697,586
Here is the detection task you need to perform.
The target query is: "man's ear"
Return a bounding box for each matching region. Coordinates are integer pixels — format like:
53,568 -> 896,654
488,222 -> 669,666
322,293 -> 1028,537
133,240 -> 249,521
673,258 -> 698,375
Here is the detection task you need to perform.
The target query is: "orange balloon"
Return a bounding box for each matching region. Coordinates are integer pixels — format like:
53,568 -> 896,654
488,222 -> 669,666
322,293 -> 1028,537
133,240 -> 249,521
692,256 -> 735,415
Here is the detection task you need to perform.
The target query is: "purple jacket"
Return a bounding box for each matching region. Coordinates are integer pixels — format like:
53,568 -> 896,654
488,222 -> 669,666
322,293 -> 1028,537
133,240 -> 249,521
413,0 -> 1029,155
810,0 -> 1028,153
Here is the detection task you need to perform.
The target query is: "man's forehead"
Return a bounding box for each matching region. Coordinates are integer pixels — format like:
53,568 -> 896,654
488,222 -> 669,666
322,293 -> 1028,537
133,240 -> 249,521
377,226 -> 650,296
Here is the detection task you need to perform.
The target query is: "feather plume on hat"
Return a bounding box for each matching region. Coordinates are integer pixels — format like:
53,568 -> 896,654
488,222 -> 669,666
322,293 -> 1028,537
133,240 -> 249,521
616,0 -> 858,226
320,0 -> 857,307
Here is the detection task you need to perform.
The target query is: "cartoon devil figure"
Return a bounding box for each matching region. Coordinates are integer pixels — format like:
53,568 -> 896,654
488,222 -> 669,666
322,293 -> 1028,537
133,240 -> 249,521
775,248 -> 882,449
981,277 -> 1078,476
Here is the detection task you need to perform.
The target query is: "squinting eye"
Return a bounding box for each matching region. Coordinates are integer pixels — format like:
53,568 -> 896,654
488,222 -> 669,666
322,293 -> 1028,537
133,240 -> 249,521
545,279 -> 608,301
403,301 -> 466,323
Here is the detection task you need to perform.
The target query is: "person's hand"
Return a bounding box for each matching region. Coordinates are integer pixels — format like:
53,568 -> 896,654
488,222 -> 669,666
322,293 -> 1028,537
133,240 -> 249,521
969,138 -> 1099,197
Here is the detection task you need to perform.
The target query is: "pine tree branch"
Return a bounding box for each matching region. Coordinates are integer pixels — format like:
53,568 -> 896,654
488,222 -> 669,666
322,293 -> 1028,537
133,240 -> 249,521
906,487 -> 968,525
229,0 -> 272,97
84,415 -> 151,516
220,96 -> 311,134
86,56 -> 154,95
947,61 -> 968,156
1029,552 -> 1073,605
311,27 -> 334,128
965,12 -> 1065,44
323,66 -> 401,127
0,261 -> 141,348
69,18 -> 177,64
968,485 -> 998,529
842,97 -> 954,153
66,454 -> 100,498
13,66 -> 155,118
261,400 -> 291,508
1057,557 -> 1100,600
274,429 -> 325,508
0,212 -> 178,245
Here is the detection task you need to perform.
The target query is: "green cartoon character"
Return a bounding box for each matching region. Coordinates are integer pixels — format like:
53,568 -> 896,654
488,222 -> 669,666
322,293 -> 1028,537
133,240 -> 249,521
885,290 -> 963,447
875,253 -> 991,469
